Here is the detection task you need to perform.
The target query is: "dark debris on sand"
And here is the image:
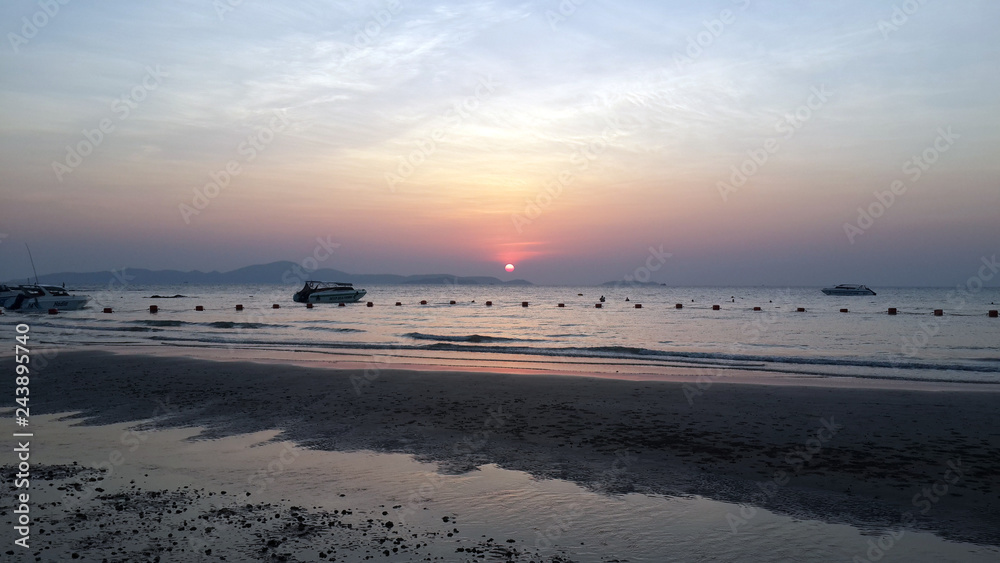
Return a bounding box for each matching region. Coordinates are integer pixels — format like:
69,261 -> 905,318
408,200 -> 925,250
1,464 -> 587,562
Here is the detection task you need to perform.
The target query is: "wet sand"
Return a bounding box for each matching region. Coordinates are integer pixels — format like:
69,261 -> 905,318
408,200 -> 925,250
4,349 -> 1000,560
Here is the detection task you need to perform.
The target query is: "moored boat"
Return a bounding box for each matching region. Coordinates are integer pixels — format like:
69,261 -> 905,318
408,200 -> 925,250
821,284 -> 876,296
293,281 -> 367,304
2,284 -> 91,311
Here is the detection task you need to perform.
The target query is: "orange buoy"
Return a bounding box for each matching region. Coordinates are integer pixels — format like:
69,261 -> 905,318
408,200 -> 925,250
195,305 -> 204,311
48,308 -> 58,315
797,307 -> 806,312
933,309 -> 943,316
449,300 -> 456,305
888,308 -> 897,315
306,303 -> 314,309
753,306 -> 762,311
595,303 -> 602,308
366,302 -> 373,307
395,302 -> 402,306
420,300 -> 427,305
235,304 -> 243,311
712,305 -> 720,310
149,305 -> 158,313
989,310 -> 998,318
675,303 -> 683,309
840,308 -> 849,313
103,307 -> 113,314
485,301 -> 493,306
522,301 -> 529,307
634,304 -> 642,308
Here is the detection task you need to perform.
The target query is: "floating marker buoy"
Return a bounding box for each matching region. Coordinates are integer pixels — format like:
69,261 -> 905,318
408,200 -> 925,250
449,300 -> 456,305
797,307 -> 806,312
195,305 -> 204,311
420,300 -> 427,305
712,305 -> 720,310
634,304 -> 642,309
272,304 -> 280,309
485,301 -> 493,306
840,309 -> 849,313
366,302 -> 373,307
577,293 -> 583,296
235,304 -> 243,311
557,303 -> 565,307
888,308 -> 897,315
338,303 -> 345,307
149,305 -> 158,313
48,308 -> 58,315
103,307 -> 113,314
595,303 -> 602,308
522,301 -> 529,307
989,310 -> 998,318
395,302 -> 402,306
675,303 -> 683,309
306,303 -> 313,309
753,306 -> 761,311
933,309 -> 943,316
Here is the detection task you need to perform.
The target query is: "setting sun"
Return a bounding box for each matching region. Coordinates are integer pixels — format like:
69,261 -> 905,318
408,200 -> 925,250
505,263 -> 515,272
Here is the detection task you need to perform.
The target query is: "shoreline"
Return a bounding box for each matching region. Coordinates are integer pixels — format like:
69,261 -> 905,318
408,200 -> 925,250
8,348 -> 1000,552
43,343 -> 1000,392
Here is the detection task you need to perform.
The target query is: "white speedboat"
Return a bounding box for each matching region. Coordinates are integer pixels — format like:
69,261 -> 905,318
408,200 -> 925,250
2,284 -> 91,311
821,284 -> 876,296
0,285 -> 20,308
293,281 -> 367,304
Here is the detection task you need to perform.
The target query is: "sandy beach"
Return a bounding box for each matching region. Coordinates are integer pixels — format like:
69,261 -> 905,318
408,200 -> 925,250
4,349 -> 1000,561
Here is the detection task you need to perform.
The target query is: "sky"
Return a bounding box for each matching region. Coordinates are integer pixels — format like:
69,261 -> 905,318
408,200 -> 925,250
1,0 -> 998,286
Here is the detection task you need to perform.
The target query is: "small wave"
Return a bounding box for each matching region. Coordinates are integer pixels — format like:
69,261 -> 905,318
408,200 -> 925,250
403,332 -> 542,343
131,320 -> 187,327
301,326 -> 365,333
207,321 -> 273,329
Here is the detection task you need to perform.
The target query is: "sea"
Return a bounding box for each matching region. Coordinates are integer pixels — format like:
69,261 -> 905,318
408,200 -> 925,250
4,283 -> 999,384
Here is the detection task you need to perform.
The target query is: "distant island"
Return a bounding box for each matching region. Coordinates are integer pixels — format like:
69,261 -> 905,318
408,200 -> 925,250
5,261 -> 533,287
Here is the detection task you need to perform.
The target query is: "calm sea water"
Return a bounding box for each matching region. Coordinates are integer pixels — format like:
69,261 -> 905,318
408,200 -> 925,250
3,283 -> 999,383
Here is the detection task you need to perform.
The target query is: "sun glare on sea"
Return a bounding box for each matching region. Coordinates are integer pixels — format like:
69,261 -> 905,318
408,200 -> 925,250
505,263 -> 515,272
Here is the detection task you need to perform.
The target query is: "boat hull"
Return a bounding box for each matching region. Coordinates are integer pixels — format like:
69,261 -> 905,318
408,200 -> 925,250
303,289 -> 367,304
821,289 -> 876,296
3,295 -> 90,311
